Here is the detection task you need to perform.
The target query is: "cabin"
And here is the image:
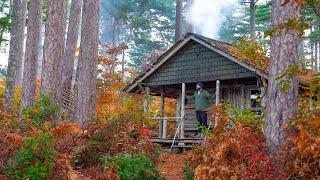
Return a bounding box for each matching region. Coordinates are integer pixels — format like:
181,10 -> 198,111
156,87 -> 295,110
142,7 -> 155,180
122,33 -> 268,148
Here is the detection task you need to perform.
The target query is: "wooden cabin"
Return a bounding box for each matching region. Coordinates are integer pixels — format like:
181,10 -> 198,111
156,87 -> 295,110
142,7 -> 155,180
123,33 -> 268,148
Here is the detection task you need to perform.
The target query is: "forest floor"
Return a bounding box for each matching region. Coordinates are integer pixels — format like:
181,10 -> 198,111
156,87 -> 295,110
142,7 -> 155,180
157,149 -> 189,180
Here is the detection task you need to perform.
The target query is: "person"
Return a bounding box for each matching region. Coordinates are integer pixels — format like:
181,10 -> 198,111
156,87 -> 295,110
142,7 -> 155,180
186,82 -> 214,132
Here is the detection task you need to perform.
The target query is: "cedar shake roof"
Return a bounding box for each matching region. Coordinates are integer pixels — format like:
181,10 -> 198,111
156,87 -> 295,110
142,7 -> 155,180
123,33 -> 269,93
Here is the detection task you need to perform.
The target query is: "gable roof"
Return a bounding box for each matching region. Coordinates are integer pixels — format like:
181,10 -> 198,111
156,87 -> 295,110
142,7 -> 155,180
123,33 -> 269,93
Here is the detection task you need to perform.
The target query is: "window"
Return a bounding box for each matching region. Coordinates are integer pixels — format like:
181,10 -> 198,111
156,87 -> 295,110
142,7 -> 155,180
250,89 -> 262,108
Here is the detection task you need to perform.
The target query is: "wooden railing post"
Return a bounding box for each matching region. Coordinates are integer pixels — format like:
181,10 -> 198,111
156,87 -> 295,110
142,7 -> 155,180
180,83 -> 186,139
143,87 -> 150,113
176,93 -> 181,125
240,84 -> 245,109
215,80 -> 220,127
161,87 -> 167,139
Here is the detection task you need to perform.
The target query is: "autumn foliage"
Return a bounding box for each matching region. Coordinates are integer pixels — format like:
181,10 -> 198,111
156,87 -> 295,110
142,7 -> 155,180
186,70 -> 320,179
185,104 -> 281,179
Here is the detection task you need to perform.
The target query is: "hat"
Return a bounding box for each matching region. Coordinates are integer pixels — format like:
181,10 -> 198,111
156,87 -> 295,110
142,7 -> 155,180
196,82 -> 203,88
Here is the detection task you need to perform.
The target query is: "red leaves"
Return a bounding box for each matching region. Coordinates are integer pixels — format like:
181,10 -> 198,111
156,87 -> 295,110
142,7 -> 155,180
188,126 -> 281,179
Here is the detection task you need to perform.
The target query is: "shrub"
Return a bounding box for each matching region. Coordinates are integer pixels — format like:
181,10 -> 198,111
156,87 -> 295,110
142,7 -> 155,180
22,94 -> 59,126
228,106 -> 264,131
103,153 -> 161,180
185,104 -> 281,179
4,131 -> 56,179
183,161 -> 194,180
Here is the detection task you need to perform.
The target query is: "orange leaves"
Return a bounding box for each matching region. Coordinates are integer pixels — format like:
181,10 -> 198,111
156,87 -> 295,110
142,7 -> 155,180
106,44 -> 128,54
189,126 -> 278,179
228,37 -> 269,71
53,121 -> 82,139
282,0 -> 303,9
187,104 -> 284,179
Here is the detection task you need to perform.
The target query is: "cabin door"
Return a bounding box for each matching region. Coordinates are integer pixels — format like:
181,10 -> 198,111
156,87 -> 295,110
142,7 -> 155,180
222,87 -> 243,109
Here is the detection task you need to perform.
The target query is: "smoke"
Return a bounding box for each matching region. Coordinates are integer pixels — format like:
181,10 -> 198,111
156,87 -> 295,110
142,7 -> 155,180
188,0 -> 239,39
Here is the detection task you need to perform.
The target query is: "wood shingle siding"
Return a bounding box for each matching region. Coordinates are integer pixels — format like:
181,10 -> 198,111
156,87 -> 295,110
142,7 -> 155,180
143,40 -> 257,86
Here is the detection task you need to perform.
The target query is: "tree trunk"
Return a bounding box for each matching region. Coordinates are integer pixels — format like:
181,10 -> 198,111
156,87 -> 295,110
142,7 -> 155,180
186,0 -> 194,33
15,0 -> 27,86
315,42 -> 318,71
20,0 -> 42,111
4,0 -> 27,111
175,0 -> 183,42
74,0 -> 100,124
311,42 -> 314,69
298,38 -> 305,67
249,0 -> 256,40
61,0 -> 82,92
41,0 -> 68,103
265,0 -> 300,154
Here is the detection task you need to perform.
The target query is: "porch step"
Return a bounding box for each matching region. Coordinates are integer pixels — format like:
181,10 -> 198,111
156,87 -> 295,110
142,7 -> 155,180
184,124 -> 215,131
171,145 -> 193,149
150,137 -> 204,145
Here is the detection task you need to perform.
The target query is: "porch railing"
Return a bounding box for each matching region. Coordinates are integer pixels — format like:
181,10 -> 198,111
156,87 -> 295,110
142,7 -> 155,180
152,116 -> 181,139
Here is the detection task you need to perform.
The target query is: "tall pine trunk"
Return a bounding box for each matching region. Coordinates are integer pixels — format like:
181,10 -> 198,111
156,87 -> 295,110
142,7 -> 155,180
186,0 -> 194,33
175,0 -> 183,42
41,0 -> 67,103
4,0 -> 27,111
265,0 -> 300,154
21,0 -> 42,111
315,42 -> 318,71
249,0 -> 256,40
74,0 -> 100,124
61,0 -> 83,92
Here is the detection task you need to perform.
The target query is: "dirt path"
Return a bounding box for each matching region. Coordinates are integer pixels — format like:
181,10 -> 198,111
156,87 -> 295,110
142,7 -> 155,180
158,150 -> 188,180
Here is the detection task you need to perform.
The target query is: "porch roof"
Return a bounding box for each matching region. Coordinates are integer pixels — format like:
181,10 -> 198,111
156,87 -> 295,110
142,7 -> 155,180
123,33 -> 268,94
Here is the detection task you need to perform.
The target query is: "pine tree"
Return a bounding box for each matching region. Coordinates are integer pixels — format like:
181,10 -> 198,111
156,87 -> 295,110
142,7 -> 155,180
265,0 -> 300,154
41,0 -> 68,103
4,0 -> 27,111
175,0 -> 183,42
20,0 -> 42,111
74,0 -> 100,124
61,0 -> 82,92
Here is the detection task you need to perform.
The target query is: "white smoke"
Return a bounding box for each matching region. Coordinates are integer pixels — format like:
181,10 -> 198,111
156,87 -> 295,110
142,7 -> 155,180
189,0 -> 239,39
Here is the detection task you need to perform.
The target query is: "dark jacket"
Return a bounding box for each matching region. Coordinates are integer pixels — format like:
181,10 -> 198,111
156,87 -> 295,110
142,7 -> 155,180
186,90 -> 214,111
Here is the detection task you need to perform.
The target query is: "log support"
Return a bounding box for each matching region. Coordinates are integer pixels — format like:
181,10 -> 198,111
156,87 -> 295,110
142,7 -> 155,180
180,83 -> 186,139
215,80 -> 220,127
240,84 -> 245,109
176,93 -> 181,125
143,86 -> 150,113
215,80 -> 220,106
161,87 -> 167,139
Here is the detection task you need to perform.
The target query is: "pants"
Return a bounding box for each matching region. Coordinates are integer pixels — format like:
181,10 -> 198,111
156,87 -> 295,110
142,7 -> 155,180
196,111 -> 208,130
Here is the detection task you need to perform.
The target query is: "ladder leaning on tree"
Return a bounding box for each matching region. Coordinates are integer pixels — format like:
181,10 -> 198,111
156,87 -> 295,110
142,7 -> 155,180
59,87 -> 75,113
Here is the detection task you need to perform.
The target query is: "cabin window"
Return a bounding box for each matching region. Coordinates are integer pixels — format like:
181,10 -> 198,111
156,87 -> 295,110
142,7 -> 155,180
250,89 -> 262,108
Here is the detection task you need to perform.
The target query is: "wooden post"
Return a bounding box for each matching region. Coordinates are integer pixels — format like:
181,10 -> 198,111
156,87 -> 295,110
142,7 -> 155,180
260,78 -> 267,109
180,83 -> 186,139
143,87 -> 150,113
215,80 -> 220,127
176,93 -> 181,124
240,84 -> 245,109
215,80 -> 220,105
261,86 -> 266,108
161,87 -> 167,139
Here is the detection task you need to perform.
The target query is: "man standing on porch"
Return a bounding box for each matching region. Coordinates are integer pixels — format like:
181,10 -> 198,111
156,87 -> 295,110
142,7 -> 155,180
186,82 -> 215,132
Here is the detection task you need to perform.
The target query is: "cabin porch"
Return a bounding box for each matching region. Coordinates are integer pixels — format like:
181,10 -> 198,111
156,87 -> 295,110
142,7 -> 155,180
142,77 -> 265,149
